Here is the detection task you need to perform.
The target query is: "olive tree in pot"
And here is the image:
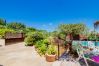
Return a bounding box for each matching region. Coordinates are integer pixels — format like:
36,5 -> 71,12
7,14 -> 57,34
46,45 -> 57,62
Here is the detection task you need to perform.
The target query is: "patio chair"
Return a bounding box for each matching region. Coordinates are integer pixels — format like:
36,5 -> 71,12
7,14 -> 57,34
87,41 -> 99,55
74,41 -> 99,66
88,41 -> 95,49
76,43 -> 89,66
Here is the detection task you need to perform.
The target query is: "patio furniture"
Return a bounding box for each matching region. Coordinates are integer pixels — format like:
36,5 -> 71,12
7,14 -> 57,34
95,42 -> 99,47
81,41 -> 88,47
76,43 -> 89,66
72,41 -> 99,66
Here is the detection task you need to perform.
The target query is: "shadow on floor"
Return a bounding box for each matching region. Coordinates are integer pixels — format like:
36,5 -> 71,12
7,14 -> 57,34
59,51 -> 69,60
5,38 -> 24,45
79,58 -> 99,66
87,60 -> 99,66
0,65 -> 3,66
59,51 -> 99,66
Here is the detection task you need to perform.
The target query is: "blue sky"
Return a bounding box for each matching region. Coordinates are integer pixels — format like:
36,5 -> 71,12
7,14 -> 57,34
0,0 -> 99,31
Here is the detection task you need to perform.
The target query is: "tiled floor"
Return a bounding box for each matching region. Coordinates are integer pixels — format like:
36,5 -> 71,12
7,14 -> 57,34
0,42 -> 52,66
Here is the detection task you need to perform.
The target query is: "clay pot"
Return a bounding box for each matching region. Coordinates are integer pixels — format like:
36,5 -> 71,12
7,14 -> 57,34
46,54 -> 56,62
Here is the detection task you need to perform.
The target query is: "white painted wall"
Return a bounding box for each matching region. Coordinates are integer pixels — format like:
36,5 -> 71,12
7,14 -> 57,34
0,39 -> 5,47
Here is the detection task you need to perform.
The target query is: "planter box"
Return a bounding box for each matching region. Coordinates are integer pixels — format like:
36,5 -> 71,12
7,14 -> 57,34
46,54 -> 56,62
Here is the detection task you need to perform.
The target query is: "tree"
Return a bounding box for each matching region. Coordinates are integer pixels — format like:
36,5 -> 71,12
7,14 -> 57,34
37,30 -> 50,38
58,23 -> 87,40
57,23 -> 87,53
7,22 -> 26,32
26,27 -> 37,32
0,18 -> 6,28
51,30 -> 65,40
25,27 -> 37,33
0,18 -> 6,26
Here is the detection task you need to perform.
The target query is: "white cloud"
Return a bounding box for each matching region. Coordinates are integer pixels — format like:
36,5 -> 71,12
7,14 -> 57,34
42,24 -> 46,27
49,23 -> 53,26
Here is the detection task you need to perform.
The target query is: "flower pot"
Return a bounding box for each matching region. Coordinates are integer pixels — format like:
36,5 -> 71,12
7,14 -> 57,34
46,54 -> 56,62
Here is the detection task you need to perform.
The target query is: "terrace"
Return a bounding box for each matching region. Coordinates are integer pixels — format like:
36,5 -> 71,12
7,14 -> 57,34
0,20 -> 99,66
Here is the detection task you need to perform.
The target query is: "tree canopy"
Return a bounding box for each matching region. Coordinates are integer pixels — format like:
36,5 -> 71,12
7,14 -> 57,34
7,22 -> 26,31
58,23 -> 86,36
0,18 -> 6,26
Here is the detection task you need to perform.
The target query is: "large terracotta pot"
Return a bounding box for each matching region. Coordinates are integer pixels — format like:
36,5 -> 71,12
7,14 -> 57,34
46,54 -> 56,62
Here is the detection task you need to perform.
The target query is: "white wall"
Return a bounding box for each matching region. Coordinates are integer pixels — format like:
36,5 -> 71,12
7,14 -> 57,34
0,39 -> 5,47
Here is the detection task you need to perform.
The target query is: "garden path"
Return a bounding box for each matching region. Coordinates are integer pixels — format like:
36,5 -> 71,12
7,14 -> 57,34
0,42 -> 52,66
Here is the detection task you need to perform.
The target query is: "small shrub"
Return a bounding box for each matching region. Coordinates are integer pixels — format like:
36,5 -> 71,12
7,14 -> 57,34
0,28 -> 15,38
35,39 -> 50,56
35,40 -> 43,48
38,44 -> 47,55
47,45 -> 57,55
24,36 -> 35,46
25,31 -> 46,46
25,32 -> 49,47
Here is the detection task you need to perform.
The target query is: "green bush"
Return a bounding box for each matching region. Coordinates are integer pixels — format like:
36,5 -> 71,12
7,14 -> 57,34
88,33 -> 96,41
35,38 -> 57,56
24,36 -> 35,46
25,27 -> 37,33
35,40 -> 43,48
0,25 -> 6,28
24,31 -> 45,46
47,45 -> 57,55
7,22 -> 26,30
43,39 -> 50,45
38,44 -> 47,55
26,31 -> 44,40
35,40 -> 48,55
0,28 -> 15,38
35,39 -> 49,48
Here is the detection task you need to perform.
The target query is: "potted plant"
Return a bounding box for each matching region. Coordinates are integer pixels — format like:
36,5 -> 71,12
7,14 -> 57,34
46,45 -> 57,62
